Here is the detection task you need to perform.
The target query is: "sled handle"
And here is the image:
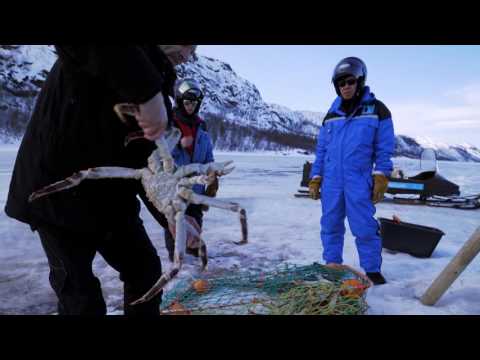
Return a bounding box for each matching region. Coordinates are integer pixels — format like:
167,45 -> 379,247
420,226 -> 480,306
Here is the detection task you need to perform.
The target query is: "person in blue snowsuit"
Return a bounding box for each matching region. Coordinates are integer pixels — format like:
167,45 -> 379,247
163,78 -> 218,262
309,57 -> 395,285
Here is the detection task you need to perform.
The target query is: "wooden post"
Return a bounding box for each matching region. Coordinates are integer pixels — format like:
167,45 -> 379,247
421,226 -> 480,306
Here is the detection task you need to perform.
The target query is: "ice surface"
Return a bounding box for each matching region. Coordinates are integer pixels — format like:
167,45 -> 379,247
1,146 -> 479,315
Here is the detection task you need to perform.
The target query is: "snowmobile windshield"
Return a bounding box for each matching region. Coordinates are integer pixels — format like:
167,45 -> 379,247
420,148 -> 438,173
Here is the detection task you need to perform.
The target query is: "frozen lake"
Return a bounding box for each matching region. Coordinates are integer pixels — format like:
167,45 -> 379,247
1,146 -> 480,315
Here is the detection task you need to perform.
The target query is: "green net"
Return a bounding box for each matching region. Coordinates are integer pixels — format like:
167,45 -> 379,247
160,263 -> 371,315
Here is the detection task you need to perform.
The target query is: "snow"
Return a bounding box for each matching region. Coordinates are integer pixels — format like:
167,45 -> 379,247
0,45 -> 55,85
1,145 -> 479,315
10,46 -> 55,81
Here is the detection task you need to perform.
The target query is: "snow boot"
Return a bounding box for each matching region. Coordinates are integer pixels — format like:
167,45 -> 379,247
366,272 -> 387,285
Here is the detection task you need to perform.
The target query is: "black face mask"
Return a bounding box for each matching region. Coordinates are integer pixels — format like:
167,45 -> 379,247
175,107 -> 196,126
341,87 -> 364,115
176,93 -> 202,118
178,104 -> 198,120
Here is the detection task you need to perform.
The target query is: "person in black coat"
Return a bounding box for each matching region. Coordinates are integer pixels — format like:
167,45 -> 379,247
4,45 -> 197,315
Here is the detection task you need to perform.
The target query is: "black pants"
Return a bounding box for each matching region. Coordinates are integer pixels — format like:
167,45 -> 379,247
37,220 -> 162,316
164,204 -> 204,259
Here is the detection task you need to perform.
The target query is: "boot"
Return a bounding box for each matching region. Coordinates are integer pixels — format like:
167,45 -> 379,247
366,272 -> 387,285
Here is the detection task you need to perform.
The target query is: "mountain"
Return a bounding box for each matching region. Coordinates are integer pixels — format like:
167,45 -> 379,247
395,135 -> 480,162
176,55 -> 320,151
1,45 -> 479,162
0,45 -> 56,142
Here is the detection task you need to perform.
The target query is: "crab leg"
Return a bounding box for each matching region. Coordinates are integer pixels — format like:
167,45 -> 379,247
188,193 -> 248,245
155,127 -> 182,175
154,137 -> 175,174
174,161 -> 235,180
177,175 -> 212,188
174,210 -> 188,265
185,219 -> 208,270
198,241 -> 208,270
129,266 -> 181,306
29,167 -> 143,202
163,127 -> 182,153
131,210 -> 188,306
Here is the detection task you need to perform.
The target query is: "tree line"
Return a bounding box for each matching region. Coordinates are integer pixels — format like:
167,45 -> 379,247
203,112 -> 317,152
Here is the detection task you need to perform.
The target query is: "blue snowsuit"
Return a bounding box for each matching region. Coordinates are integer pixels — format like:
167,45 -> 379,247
310,87 -> 395,273
171,126 -> 215,196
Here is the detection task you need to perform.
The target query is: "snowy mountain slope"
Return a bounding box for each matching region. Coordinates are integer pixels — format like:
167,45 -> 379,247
176,55 -> 322,138
0,45 -> 479,161
395,135 -> 480,162
0,45 -> 56,142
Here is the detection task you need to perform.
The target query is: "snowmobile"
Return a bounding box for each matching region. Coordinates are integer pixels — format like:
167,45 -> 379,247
295,149 -> 480,210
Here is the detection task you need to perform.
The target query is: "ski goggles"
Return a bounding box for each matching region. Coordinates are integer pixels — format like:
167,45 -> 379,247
183,89 -> 203,100
183,99 -> 199,107
337,78 -> 357,88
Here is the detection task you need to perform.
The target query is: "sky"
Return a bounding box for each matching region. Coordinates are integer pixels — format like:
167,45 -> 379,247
198,45 -> 480,147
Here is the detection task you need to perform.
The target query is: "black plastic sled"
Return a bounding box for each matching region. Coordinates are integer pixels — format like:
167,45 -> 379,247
378,217 -> 445,258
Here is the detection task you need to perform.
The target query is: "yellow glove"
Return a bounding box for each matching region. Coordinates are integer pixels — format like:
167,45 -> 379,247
372,174 -> 389,204
308,177 -> 322,200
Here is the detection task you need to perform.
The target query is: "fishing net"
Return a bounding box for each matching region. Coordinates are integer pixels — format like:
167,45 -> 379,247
160,263 -> 372,315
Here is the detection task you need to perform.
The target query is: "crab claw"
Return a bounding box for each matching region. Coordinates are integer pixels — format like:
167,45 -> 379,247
130,266 -> 181,306
199,243 -> 208,271
29,167 -> 143,203
234,208 -> 248,245
29,172 -> 86,202
209,161 -> 235,177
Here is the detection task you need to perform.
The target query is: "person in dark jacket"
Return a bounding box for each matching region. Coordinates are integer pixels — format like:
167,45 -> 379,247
163,78 -> 218,262
4,45 -> 197,315
308,57 -> 395,285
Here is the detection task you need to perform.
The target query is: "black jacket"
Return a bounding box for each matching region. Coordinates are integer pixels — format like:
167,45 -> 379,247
5,45 -> 177,231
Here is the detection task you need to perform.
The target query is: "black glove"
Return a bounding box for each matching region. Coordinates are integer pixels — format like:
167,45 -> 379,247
205,176 -> 219,198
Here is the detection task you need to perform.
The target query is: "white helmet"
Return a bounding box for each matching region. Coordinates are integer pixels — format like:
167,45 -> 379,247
175,78 -> 204,102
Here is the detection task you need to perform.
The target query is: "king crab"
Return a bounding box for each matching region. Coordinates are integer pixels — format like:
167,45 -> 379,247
29,104 -> 248,306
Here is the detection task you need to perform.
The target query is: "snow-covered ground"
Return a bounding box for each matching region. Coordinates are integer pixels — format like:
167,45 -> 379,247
1,146 -> 479,315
